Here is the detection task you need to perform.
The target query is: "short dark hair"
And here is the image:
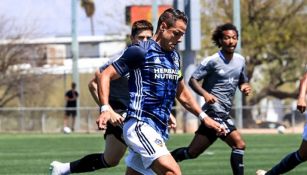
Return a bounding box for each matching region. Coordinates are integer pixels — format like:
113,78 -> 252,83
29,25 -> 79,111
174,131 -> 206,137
156,8 -> 188,32
131,20 -> 153,37
71,82 -> 76,89
212,23 -> 239,48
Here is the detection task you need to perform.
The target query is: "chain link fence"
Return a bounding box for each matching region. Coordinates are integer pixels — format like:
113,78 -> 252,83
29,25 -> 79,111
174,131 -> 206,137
0,106 -> 305,133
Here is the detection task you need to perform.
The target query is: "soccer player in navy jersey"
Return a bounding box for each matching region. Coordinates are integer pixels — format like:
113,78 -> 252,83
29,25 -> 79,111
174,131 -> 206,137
96,8 -> 226,175
256,66 -> 307,175
171,23 -> 252,175
49,20 -> 164,175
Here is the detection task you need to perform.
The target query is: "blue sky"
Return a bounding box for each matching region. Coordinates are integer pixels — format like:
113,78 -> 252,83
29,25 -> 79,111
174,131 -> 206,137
0,0 -> 172,37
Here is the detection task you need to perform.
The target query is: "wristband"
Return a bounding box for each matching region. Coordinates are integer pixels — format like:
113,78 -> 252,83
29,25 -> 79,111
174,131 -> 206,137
100,105 -> 110,113
198,112 -> 208,121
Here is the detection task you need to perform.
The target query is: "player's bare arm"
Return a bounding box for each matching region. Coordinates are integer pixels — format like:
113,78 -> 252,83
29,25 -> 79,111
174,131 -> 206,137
88,78 -> 100,105
176,80 -> 226,135
297,73 -> 307,113
168,113 -> 177,129
189,77 -> 217,104
239,83 -> 252,96
95,65 -> 123,129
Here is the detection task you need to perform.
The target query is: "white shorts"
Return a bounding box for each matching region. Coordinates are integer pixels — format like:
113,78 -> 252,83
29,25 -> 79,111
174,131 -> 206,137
302,123 -> 307,141
123,118 -> 170,174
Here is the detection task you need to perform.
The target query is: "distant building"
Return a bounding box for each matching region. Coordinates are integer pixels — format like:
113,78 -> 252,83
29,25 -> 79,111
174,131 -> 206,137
0,35 -> 127,74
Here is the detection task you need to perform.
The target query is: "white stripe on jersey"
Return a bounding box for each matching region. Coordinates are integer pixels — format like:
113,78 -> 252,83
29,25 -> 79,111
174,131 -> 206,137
133,69 -> 143,120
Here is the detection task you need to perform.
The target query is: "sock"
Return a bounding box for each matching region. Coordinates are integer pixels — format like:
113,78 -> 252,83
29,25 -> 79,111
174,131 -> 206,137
171,147 -> 191,162
230,149 -> 244,175
266,151 -> 304,175
70,153 -> 110,173
55,162 -> 70,174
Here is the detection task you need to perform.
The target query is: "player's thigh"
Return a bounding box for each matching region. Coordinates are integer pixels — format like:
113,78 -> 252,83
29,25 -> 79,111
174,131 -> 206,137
298,140 -> 307,160
224,130 -> 245,149
151,154 -> 181,175
104,134 -> 127,163
188,133 -> 212,156
125,167 -> 143,175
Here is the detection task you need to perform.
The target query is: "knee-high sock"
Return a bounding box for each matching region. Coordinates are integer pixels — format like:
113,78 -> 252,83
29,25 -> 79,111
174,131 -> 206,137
231,149 -> 244,175
266,151 -> 304,175
171,147 -> 191,162
70,153 -> 110,173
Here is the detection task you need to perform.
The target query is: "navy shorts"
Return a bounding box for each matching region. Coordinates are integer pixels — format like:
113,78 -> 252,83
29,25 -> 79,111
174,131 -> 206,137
104,100 -> 127,145
65,109 -> 76,117
195,110 -> 237,143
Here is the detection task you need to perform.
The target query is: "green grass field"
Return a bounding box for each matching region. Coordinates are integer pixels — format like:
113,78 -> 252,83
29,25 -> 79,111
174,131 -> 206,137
0,133 -> 306,175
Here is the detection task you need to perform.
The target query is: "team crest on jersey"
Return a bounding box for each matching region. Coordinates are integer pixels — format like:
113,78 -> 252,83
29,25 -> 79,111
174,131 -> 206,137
154,138 -> 163,147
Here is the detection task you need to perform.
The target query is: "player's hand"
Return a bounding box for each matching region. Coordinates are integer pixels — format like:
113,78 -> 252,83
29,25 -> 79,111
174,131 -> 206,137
204,93 -> 217,104
240,83 -> 252,96
96,111 -> 110,130
108,108 -> 124,127
297,98 -> 306,113
201,117 -> 227,136
168,113 -> 177,129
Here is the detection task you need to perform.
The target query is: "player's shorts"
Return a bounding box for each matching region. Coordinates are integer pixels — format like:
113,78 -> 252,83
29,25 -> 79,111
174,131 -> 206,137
123,118 -> 170,174
195,109 -> 236,143
302,123 -> 307,141
104,109 -> 127,145
65,109 -> 76,117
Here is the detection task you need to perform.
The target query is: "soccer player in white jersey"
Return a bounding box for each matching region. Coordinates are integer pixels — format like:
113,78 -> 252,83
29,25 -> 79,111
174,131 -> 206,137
49,20 -> 157,175
96,8 -> 226,175
171,23 -> 252,175
256,66 -> 307,175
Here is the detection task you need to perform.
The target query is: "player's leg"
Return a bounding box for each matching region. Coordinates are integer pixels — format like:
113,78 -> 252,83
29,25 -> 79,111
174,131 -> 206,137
224,130 -> 245,175
263,140 -> 307,175
125,167 -> 143,175
71,111 -> 76,131
257,124 -> 307,175
123,119 -> 181,175
69,124 -> 126,173
151,154 -> 181,175
103,134 -> 127,166
171,133 -> 212,162
50,122 -> 126,175
171,123 -> 216,162
68,135 -> 126,173
63,111 -> 70,128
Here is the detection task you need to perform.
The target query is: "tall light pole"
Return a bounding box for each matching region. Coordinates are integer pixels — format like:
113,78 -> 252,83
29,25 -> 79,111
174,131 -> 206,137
71,0 -> 80,131
233,0 -> 243,129
151,0 -> 158,32
174,0 -> 201,132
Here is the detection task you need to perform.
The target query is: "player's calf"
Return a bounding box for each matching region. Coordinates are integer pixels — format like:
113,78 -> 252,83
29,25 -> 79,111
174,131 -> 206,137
171,147 -> 195,162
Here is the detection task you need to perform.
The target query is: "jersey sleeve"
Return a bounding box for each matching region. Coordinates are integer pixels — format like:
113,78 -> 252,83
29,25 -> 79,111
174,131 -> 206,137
112,45 -> 145,76
191,58 -> 212,80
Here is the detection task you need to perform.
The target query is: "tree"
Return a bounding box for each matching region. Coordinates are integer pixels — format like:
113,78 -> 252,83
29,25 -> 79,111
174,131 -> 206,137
0,16 -> 59,108
199,0 -> 307,126
81,0 -> 95,35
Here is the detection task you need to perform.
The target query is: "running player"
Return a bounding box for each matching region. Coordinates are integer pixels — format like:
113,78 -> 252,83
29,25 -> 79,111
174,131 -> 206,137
171,23 -> 252,175
49,20 -> 155,175
256,65 -> 307,175
96,8 -> 226,175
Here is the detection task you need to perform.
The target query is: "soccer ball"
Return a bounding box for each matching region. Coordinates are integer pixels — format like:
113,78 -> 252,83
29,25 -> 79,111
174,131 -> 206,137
63,126 -> 72,134
277,125 -> 285,134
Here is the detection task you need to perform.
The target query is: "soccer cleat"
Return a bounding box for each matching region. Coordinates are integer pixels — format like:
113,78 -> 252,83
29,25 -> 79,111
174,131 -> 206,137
49,161 -> 68,175
256,169 -> 267,175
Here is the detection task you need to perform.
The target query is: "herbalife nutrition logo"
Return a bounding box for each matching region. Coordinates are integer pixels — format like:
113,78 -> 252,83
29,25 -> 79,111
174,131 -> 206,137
154,68 -> 180,80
